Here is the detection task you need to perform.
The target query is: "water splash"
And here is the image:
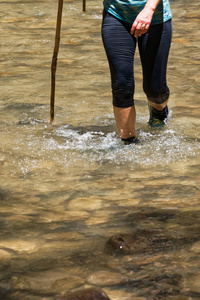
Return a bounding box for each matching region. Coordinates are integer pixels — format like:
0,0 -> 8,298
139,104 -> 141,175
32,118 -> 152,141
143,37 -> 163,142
38,124 -> 200,167
5,115 -> 200,176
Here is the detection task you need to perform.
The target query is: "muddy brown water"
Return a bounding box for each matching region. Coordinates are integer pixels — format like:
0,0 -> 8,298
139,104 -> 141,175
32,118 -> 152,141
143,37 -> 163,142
0,0 -> 200,299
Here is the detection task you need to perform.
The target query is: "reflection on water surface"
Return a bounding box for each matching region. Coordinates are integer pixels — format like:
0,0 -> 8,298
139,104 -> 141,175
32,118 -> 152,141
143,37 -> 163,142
0,0 -> 200,299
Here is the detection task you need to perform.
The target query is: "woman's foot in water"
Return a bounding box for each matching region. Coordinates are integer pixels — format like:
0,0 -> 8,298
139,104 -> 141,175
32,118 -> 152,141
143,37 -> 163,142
148,104 -> 169,127
121,136 -> 138,145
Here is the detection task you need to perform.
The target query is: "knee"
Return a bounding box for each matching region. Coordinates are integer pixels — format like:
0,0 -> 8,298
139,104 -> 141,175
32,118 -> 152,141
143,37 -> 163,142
143,84 -> 170,104
112,80 -> 134,108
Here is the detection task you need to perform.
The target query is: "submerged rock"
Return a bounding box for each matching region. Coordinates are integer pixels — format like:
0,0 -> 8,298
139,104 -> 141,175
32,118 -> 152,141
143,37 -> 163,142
190,241 -> 200,253
105,230 -> 174,256
0,249 -> 12,261
57,287 -> 111,300
105,232 -> 152,255
87,270 -> 128,286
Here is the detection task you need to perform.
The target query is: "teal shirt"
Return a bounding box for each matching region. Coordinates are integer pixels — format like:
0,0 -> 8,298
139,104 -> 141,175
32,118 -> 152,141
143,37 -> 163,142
103,0 -> 172,25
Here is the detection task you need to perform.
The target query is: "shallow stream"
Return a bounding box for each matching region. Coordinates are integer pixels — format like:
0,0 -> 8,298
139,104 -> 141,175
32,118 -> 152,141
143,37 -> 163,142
0,0 -> 200,299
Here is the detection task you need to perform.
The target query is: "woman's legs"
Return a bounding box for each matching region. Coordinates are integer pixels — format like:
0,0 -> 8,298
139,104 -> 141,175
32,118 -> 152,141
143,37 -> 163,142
102,11 -> 172,137
101,11 -> 136,140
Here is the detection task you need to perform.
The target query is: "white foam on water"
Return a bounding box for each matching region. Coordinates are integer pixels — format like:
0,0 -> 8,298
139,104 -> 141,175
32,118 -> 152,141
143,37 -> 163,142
46,124 -> 200,167
12,119 -> 200,175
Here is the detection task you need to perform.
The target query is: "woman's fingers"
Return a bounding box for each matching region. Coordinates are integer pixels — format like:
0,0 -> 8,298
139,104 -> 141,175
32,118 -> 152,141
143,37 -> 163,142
130,20 -> 137,35
131,21 -> 150,37
134,22 -> 142,37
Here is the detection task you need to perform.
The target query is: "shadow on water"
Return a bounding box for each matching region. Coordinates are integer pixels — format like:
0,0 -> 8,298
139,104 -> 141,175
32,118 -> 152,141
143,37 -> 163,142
0,205 -> 200,299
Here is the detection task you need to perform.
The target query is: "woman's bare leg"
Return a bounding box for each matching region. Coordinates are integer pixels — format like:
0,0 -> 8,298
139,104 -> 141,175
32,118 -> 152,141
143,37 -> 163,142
147,99 -> 168,111
113,105 -> 136,139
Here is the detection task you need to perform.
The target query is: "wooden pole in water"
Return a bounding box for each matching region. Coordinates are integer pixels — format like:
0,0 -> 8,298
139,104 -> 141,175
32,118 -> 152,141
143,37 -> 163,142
50,0 -> 63,124
83,0 -> 86,12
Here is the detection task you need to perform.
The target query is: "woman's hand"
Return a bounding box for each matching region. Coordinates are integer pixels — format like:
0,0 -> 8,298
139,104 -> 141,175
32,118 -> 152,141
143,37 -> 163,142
130,5 -> 155,37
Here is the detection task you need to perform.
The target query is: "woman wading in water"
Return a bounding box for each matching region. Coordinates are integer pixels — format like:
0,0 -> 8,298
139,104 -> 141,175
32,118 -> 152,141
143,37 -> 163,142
101,0 -> 172,144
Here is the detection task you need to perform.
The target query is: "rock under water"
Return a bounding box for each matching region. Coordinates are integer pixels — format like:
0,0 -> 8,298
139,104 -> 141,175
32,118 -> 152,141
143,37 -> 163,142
56,287 -> 111,300
105,230 -> 175,256
105,231 -> 152,255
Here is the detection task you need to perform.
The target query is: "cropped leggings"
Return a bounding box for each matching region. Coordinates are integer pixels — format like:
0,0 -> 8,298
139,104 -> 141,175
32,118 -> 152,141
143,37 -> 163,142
101,10 -> 172,107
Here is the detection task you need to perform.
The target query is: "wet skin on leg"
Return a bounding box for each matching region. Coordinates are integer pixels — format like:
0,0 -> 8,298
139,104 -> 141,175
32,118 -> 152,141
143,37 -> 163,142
113,105 -> 136,139
147,98 -> 169,111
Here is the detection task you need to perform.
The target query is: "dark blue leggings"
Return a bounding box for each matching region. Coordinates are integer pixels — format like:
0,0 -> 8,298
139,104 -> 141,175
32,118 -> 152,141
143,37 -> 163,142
101,10 -> 172,107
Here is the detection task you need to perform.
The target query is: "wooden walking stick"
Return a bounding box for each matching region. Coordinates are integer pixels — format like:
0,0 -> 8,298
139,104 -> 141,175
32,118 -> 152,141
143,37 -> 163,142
83,0 -> 86,12
50,0 -> 63,124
